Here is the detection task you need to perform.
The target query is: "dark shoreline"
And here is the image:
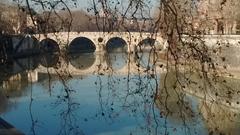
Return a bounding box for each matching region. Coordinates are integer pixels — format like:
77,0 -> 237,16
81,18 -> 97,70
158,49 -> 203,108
0,117 -> 24,135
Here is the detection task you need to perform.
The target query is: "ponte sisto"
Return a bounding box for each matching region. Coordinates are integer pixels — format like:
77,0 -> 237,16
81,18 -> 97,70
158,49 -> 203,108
31,32 -> 240,77
33,32 -> 240,55
34,32 -> 169,52
31,32 -> 169,76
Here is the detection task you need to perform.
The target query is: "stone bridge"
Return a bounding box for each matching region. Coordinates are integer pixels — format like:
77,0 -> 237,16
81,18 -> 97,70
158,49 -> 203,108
8,32 -> 240,76
10,32 -> 240,56
33,32 -> 240,53
34,32 -> 168,52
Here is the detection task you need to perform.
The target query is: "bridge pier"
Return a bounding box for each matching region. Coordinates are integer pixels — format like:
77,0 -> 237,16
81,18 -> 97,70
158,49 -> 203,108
95,43 -> 105,52
27,70 -> 38,82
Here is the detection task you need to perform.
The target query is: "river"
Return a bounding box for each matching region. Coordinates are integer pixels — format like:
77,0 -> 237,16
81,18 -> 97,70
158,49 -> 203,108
0,49 -> 240,135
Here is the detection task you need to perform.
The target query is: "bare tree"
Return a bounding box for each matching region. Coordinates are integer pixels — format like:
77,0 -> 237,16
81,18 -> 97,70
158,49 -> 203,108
1,0 -> 239,135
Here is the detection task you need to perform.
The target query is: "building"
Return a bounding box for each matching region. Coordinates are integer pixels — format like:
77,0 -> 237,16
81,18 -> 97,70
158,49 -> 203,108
0,3 -> 37,34
196,0 -> 239,34
0,4 -> 27,34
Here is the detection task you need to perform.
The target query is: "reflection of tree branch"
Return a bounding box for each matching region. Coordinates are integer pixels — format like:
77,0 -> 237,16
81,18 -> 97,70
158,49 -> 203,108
28,72 -> 37,135
96,75 -> 108,121
57,97 -> 82,135
52,79 -> 82,135
7,0 -> 240,134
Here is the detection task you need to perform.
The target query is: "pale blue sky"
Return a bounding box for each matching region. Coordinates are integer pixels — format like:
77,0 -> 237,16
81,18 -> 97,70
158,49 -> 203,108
1,0 -> 159,16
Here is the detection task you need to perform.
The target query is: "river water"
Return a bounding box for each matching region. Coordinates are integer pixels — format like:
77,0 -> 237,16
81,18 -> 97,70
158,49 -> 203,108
0,50 -> 240,135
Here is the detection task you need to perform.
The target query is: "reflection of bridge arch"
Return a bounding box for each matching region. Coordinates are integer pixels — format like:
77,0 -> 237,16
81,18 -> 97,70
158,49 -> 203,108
36,53 -> 108,75
66,53 -> 108,74
105,53 -> 128,71
36,52 -> 166,75
69,53 -> 96,70
68,37 -> 96,53
40,53 -> 60,68
40,38 -> 60,52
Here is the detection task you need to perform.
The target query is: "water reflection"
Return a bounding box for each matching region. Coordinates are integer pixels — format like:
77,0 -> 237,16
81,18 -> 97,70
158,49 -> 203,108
15,56 -> 39,71
68,53 -> 96,70
40,53 -> 60,68
106,37 -> 127,53
106,38 -> 128,70
0,56 -> 39,76
0,57 -> 39,101
200,101 -> 240,135
135,51 -> 158,69
1,51 -> 240,135
105,53 -> 128,70
155,72 -> 196,124
0,91 -> 11,114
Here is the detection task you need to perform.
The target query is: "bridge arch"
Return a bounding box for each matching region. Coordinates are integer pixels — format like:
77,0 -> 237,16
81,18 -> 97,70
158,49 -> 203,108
136,38 -> 163,52
68,37 -> 96,53
106,37 -> 127,53
40,38 -> 60,53
134,38 -> 163,69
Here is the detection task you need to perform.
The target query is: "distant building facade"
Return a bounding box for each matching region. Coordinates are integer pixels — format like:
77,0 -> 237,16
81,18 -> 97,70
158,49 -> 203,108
195,0 -> 238,34
0,3 -> 37,34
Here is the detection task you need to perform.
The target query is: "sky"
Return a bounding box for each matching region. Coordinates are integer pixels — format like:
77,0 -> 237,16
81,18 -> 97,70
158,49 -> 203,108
0,0 -> 159,16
